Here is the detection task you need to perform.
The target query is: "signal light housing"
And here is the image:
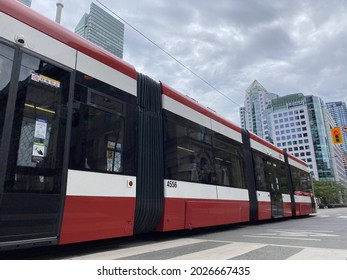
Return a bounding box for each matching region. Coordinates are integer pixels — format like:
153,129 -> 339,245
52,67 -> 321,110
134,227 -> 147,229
330,127 -> 343,144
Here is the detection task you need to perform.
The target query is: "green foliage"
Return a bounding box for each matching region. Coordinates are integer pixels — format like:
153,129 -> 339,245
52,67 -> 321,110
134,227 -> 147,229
313,180 -> 347,206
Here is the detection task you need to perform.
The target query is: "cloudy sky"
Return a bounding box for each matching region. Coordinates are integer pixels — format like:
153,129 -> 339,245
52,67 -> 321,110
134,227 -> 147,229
30,0 -> 347,125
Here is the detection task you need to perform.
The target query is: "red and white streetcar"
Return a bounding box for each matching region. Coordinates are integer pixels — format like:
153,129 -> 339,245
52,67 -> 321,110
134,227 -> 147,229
0,0 -> 316,250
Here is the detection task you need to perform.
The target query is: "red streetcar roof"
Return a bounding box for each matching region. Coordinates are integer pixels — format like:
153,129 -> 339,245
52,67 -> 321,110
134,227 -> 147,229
1,0 -> 137,79
161,82 -> 242,133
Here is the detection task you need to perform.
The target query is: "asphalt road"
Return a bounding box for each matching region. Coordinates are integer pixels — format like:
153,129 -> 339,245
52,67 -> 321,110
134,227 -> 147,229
2,207 -> 347,260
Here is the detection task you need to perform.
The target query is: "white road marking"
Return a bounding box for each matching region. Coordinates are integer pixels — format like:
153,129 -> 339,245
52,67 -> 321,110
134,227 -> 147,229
243,235 -> 321,241
243,229 -> 339,241
271,230 -> 339,237
288,247 -> 347,260
64,238 -> 347,260
171,242 -> 266,260
66,238 -> 205,260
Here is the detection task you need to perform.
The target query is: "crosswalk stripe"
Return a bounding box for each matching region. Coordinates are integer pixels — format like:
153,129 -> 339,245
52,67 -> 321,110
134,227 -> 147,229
65,238 -> 347,260
243,234 -> 321,241
288,247 -> 347,260
118,241 -> 229,260
230,245 -> 303,260
171,242 -> 266,260
67,238 -> 206,260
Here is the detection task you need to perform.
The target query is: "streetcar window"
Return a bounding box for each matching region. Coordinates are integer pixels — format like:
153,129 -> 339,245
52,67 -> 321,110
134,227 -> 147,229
164,111 -> 214,184
279,163 -> 289,193
253,151 -> 289,193
253,153 -> 267,192
69,73 -> 128,174
213,134 -> 246,188
0,43 -> 15,140
163,110 -> 246,188
291,167 -> 300,190
291,166 -> 312,192
4,53 -> 70,193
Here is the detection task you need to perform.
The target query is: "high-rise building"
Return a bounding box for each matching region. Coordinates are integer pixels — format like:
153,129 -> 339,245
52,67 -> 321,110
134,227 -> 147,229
325,109 -> 347,182
241,81 -> 347,184
75,2 -> 124,58
305,95 -> 342,182
266,94 -> 347,184
241,80 -> 278,142
17,0 -> 32,7
267,93 -> 319,178
326,101 -> 347,178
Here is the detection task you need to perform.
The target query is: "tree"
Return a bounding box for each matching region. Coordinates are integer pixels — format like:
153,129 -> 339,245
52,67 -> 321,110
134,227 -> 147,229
313,180 -> 347,207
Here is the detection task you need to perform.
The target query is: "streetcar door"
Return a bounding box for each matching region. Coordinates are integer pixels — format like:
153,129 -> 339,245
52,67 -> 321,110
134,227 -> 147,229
265,159 -> 283,218
0,51 -> 70,245
270,177 -> 283,218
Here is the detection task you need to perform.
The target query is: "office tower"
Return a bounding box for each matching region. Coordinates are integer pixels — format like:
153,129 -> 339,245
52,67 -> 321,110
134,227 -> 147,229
326,101 -> 347,177
267,94 -> 347,184
268,93 -> 318,178
75,2 -> 124,58
17,0 -> 32,7
242,80 -> 278,142
241,80 -> 347,184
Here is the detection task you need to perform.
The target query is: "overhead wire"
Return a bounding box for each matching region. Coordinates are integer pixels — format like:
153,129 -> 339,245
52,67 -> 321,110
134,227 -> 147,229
95,1 -> 324,172
95,2 -> 296,159
95,0 -> 242,108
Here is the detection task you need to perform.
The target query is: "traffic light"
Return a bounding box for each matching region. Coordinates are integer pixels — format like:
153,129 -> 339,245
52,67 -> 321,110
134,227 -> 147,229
330,127 -> 343,144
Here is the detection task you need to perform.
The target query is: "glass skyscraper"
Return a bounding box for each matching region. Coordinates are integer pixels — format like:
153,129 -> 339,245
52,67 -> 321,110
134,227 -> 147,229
268,94 -> 346,183
326,101 -> 347,178
17,0 -> 32,7
241,81 -> 347,184
305,96 -> 335,181
240,80 -> 278,142
75,2 -> 124,58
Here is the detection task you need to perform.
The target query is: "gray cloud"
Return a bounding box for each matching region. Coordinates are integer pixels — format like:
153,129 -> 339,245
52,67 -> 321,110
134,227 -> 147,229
31,0 -> 347,125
